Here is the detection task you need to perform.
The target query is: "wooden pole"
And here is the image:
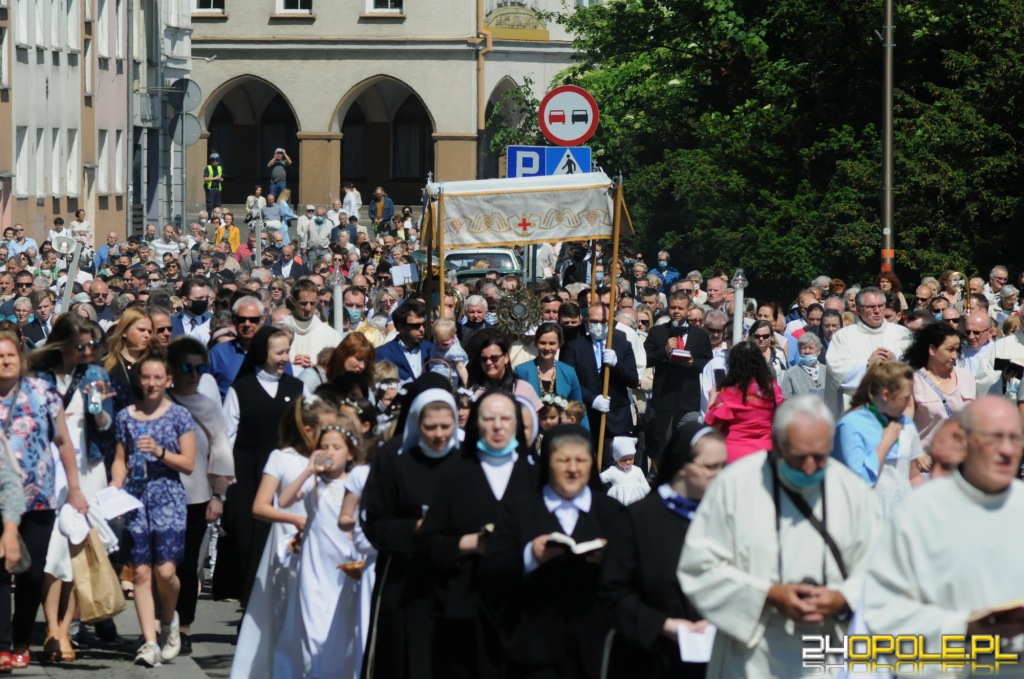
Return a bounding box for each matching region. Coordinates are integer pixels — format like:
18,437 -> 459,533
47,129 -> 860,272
596,182 -> 624,470
424,200 -> 435,321
438,192 -> 447,320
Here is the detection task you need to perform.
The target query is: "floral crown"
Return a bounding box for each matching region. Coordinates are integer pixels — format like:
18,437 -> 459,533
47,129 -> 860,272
319,424 -> 362,450
540,393 -> 569,410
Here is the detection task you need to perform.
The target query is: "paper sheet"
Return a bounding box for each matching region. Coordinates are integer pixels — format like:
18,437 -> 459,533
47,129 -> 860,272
677,623 -> 716,663
92,486 -> 143,520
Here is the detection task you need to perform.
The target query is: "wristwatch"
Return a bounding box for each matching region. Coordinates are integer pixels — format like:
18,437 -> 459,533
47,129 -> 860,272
214,493 -> 227,503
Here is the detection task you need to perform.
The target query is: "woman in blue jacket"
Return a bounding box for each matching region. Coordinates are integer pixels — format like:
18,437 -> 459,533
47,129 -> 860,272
514,322 -> 590,430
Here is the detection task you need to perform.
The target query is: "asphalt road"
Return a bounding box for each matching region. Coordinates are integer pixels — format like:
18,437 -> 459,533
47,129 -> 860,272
20,589 -> 242,678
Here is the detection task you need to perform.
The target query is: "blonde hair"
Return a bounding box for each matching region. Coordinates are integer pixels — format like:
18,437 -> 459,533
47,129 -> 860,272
104,307 -> 152,373
849,360 -> 913,411
432,318 -> 456,339
279,396 -> 339,454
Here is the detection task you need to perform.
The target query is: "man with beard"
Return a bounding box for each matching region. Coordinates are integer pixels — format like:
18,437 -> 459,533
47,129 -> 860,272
278,279 -> 341,369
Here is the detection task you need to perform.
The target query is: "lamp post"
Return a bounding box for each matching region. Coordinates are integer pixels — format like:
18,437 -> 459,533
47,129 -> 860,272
731,268 -> 747,346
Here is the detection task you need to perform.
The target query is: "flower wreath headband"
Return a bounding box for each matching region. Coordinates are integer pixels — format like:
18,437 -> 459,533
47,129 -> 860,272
319,424 -> 362,451
540,393 -> 569,410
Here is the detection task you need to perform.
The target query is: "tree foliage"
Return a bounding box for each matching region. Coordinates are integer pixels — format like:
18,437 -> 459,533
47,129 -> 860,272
487,75 -> 543,155
552,0 -> 1024,299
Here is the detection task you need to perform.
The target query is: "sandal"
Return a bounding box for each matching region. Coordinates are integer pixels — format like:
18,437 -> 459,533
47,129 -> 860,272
9,647 -> 28,669
0,652 -> 11,674
121,580 -> 135,600
40,638 -> 61,664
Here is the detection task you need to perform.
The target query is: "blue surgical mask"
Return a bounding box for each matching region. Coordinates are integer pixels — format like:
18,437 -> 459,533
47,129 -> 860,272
778,458 -> 826,490
346,308 -> 363,325
477,439 -> 517,458
658,260 -> 668,269
595,272 -> 604,283
799,354 -> 818,367
485,311 -> 497,325
934,313 -> 942,321
589,322 -> 608,342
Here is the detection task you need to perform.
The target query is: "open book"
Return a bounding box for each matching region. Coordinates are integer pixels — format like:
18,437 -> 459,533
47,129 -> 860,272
547,532 -> 606,556
968,599 -> 1024,625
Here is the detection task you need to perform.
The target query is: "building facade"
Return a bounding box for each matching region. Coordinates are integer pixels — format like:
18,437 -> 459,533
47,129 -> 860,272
0,0 -> 190,247
187,0 -> 577,212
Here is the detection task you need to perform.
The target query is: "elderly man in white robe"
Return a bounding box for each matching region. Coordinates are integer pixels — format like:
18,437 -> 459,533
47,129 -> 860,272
678,395 -> 883,678
860,396 -> 1024,673
824,286 -> 912,418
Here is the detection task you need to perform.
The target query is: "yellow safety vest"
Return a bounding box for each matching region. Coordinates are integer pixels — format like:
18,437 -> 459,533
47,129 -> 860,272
204,164 -> 223,190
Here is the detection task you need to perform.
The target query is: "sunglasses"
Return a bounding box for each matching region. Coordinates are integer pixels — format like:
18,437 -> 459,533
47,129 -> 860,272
752,333 -> 772,340
76,340 -> 100,352
16,282 -> 32,288
233,315 -> 261,325
317,268 -> 329,274
479,354 -> 503,363
404,322 -> 425,329
638,320 -> 650,328
173,306 -> 183,313
154,326 -> 172,334
178,363 -> 210,376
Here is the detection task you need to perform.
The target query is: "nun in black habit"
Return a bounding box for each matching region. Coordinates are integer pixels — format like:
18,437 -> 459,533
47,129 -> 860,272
483,424 -> 622,679
599,422 -> 727,679
360,375 -> 460,679
420,389 -> 538,679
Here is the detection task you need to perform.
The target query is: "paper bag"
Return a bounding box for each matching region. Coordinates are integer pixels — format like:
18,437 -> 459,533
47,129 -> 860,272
71,529 -> 126,623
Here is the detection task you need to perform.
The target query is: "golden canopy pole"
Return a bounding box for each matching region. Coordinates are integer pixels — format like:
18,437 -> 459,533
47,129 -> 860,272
596,181 -> 624,470
437,191 -> 447,315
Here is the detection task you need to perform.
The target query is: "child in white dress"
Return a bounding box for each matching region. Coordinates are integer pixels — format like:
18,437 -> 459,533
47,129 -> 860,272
279,417 -> 362,679
599,436 -> 651,506
230,396 -> 337,679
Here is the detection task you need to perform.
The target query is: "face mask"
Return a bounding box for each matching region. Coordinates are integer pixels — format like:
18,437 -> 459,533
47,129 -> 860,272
188,299 -> 209,316
572,252 -> 584,262
477,438 -> 517,458
934,313 -> 943,321
624,258 -> 635,267
562,324 -> 580,342
799,353 -> 818,367
658,261 -> 668,269
346,308 -> 363,325
589,322 -> 608,342
778,458 -> 826,490
485,312 -> 498,325
595,272 -> 604,283
315,216 -> 325,225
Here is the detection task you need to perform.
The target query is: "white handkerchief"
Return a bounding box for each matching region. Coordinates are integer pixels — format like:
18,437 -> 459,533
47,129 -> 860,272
677,623 -> 716,663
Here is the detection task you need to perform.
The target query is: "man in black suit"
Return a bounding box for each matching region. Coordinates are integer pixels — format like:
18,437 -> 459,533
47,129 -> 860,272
271,243 -> 310,279
560,303 -> 639,463
21,289 -> 55,346
644,290 -> 713,462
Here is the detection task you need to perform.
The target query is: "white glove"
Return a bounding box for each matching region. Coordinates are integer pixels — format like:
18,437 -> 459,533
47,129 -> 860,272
602,349 -> 618,367
592,395 -> 611,413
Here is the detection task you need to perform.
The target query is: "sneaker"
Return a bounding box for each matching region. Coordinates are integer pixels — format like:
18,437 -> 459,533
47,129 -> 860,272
179,633 -> 193,656
158,612 -> 181,661
134,642 -> 162,667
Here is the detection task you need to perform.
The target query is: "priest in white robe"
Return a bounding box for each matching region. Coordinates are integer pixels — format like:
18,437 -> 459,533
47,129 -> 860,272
860,397 -> 1024,675
678,395 -> 883,678
825,287 -> 912,417
974,325 -> 1024,398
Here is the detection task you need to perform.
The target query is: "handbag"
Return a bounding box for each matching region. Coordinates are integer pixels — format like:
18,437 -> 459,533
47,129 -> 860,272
8,534 -> 30,575
71,529 -> 127,623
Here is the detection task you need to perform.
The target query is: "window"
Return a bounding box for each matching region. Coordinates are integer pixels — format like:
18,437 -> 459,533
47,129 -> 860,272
194,0 -> 224,10
35,0 -> 46,47
368,0 -> 402,11
14,0 -> 29,46
66,128 -> 80,195
14,127 -> 28,196
115,129 -> 125,191
96,0 -> 108,57
115,0 -> 124,58
51,128 -> 62,195
0,28 -> 9,87
84,39 -> 92,93
67,0 -> 80,51
35,128 -> 45,197
51,0 -> 61,47
97,129 -> 109,193
280,0 -> 312,11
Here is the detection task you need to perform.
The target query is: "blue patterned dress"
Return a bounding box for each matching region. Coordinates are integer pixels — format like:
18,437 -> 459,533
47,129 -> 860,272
115,404 -> 194,565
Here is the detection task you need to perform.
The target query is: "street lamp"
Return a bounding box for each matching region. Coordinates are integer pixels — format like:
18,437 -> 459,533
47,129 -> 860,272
731,268 -> 747,345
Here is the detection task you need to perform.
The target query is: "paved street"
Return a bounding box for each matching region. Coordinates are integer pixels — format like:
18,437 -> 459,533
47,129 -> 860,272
20,588 -> 241,678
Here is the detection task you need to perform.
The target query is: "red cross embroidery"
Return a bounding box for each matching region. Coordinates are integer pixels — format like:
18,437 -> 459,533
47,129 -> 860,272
518,217 -> 531,233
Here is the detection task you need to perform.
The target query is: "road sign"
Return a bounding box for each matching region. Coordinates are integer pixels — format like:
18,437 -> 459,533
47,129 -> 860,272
538,85 -> 599,146
507,146 -> 591,178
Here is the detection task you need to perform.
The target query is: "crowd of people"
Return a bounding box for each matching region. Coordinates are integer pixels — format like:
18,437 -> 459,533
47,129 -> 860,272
0,201 -> 1021,678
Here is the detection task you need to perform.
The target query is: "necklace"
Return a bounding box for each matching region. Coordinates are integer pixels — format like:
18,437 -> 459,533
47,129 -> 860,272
536,360 -> 556,394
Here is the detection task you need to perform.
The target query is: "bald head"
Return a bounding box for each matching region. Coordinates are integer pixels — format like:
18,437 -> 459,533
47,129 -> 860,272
959,396 -> 1024,494
928,419 -> 966,480
964,311 -> 992,349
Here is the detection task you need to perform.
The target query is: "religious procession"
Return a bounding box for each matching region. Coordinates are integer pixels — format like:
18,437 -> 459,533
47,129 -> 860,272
0,170 -> 1022,679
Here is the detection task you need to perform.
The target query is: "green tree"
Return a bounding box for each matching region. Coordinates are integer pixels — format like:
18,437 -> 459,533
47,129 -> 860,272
486,75 -> 542,156
554,0 -> 1024,300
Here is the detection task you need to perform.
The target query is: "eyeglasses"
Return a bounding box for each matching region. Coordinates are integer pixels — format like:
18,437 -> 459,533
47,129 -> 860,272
317,268 -> 329,274
178,363 -> 210,376
233,315 -> 261,325
914,297 -> 932,304
173,306 -> 183,313
752,333 -> 772,341
15,282 -> 32,289
75,340 -> 100,352
706,327 -> 725,334
269,286 -> 282,292
148,277 -> 160,283
638,320 -> 650,328
965,328 -> 987,336
993,276 -> 1008,283
167,263 -> 179,269
90,291 -> 107,298
404,322 -> 425,329
154,326 -> 172,334
965,429 -> 1024,447
479,354 -> 504,363
860,304 -> 886,311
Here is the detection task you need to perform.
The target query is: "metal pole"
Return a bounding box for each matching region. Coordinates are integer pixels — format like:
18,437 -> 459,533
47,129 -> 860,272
881,0 -> 895,272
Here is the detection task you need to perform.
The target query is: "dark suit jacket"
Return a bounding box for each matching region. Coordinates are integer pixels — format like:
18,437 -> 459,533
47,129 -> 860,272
559,329 -> 638,437
21,319 -> 47,346
271,259 -> 310,279
170,311 -> 212,338
644,323 -> 712,414
375,337 -> 438,382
